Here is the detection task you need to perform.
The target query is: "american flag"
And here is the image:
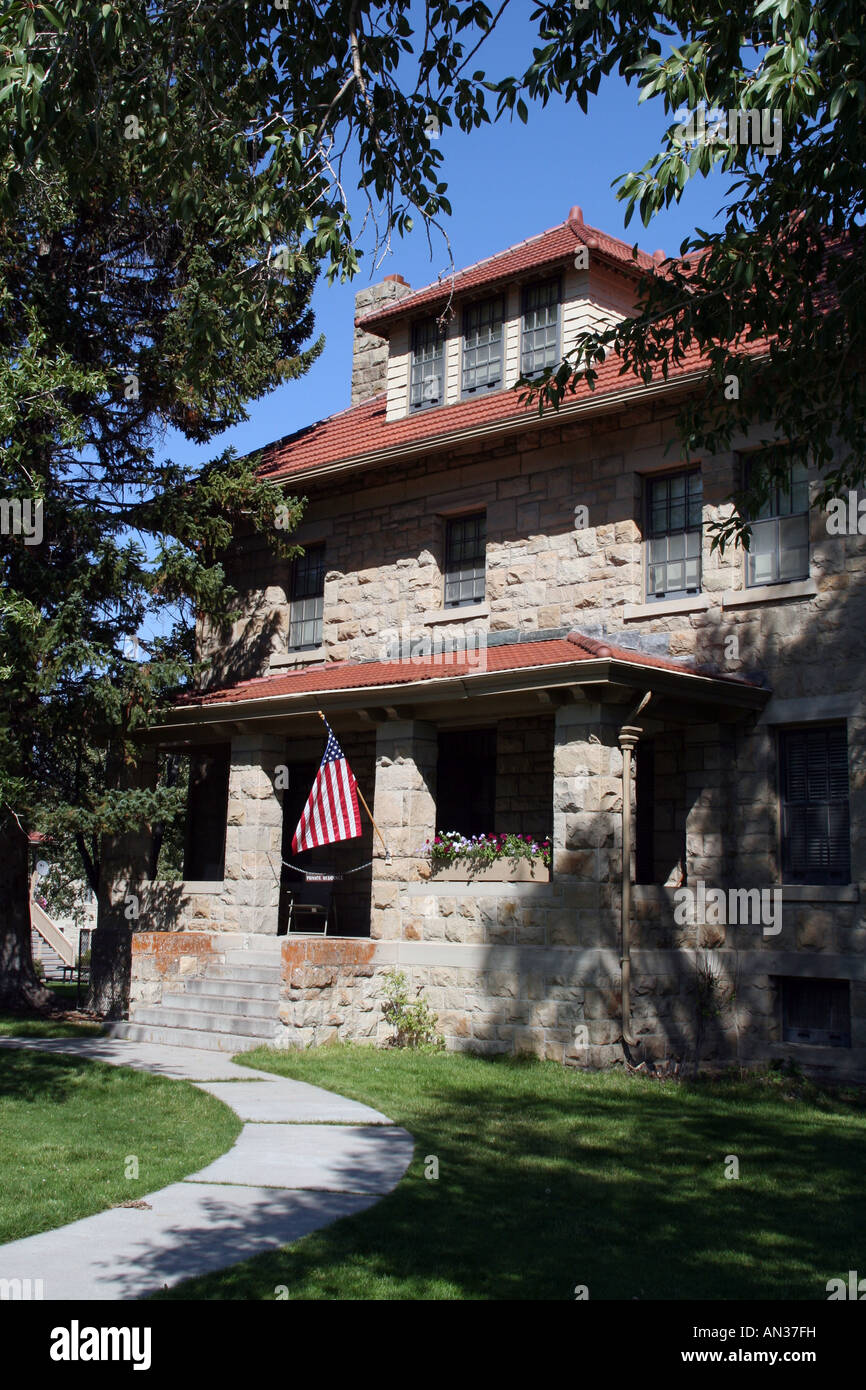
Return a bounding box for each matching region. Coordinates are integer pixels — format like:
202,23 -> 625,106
292,719 -> 363,852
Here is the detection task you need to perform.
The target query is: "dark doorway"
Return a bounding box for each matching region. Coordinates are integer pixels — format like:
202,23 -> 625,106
183,745 -> 230,881
436,728 -> 496,836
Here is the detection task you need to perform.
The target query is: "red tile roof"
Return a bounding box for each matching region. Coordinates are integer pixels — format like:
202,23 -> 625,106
355,215 -> 657,332
179,630 -> 759,709
257,339 -> 716,482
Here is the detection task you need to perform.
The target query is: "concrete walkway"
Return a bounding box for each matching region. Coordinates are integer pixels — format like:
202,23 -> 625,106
0,1036 -> 414,1300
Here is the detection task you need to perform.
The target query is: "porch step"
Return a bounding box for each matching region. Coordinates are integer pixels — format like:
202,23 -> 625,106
108,1021 -> 263,1053
160,991 -> 276,1020
131,1005 -> 276,1038
204,964 -> 281,985
222,948 -> 282,968
182,978 -> 280,1002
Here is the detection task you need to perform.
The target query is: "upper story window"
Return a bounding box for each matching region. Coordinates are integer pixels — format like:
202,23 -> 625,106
409,318 -> 444,412
444,512 -> 486,607
288,543 -> 325,650
521,279 -> 560,378
462,297 -> 505,397
779,724 -> 850,885
645,470 -> 703,599
744,455 -> 810,587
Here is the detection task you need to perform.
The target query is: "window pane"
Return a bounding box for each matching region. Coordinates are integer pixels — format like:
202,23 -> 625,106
410,319 -> 444,411
781,726 -> 850,884
288,545 -> 325,649
746,519 -> 778,586
778,513 -> 810,581
444,513 -> 486,606
521,280 -> 560,376
645,471 -> 702,597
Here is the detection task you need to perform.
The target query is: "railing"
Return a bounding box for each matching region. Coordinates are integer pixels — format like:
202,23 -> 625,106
30,898 -> 75,967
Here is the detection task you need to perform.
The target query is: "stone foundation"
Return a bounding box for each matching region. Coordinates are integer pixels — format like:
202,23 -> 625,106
124,929 -> 866,1080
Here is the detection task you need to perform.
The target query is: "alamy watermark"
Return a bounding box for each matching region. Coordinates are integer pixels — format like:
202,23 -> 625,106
673,880 -> 782,937
0,497 -> 43,545
381,624 -> 487,671
672,103 -> 783,158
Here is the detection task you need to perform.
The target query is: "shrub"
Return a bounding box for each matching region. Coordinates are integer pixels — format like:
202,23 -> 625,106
380,969 -> 444,1051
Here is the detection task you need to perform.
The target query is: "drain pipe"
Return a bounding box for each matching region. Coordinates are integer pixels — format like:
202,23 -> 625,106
619,692 -> 652,1049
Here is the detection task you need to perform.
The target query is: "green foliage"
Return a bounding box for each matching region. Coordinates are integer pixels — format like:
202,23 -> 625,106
516,0 -> 866,541
380,969 -> 444,1051
421,831 -> 552,871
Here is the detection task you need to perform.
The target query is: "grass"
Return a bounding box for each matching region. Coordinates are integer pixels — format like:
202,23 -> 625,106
0,980 -> 103,1037
154,1045 -> 866,1301
0,1012 -> 103,1038
0,1050 -> 242,1243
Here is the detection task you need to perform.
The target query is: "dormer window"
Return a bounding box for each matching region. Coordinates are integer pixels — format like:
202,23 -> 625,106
410,318 -> 444,411
521,279 -> 560,378
462,296 -> 505,397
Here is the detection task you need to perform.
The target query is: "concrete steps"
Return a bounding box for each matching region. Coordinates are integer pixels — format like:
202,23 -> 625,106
108,1022 -> 264,1053
109,948 -> 283,1053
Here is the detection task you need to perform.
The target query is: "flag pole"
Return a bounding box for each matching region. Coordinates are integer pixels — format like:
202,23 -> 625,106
317,710 -> 391,860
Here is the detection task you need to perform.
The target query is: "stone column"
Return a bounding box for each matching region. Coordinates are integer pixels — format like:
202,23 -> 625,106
370,720 -> 437,940
552,702 -> 623,945
223,734 -> 285,935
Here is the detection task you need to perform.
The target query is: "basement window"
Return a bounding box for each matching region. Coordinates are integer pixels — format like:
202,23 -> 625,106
780,977 -> 850,1048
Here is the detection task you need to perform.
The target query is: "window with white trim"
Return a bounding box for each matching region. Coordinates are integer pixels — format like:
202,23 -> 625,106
444,512 -> 486,607
521,279 -> 560,378
645,470 -> 703,599
462,297 -> 504,396
410,318 -> 445,411
744,456 -> 810,586
288,543 -> 325,650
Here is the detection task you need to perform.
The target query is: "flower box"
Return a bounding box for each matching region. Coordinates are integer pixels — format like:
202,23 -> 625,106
429,861 -> 550,883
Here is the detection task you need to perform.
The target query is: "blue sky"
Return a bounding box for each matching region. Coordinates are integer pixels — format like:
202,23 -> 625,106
163,8 -> 735,473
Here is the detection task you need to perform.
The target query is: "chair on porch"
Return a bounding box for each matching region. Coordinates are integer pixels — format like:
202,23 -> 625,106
284,869 -> 339,935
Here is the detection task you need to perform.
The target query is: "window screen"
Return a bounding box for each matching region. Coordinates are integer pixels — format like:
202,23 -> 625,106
781,977 -> 850,1047
779,725 -> 850,884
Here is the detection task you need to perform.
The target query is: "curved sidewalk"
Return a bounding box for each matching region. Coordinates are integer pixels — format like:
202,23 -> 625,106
0,1036 -> 414,1300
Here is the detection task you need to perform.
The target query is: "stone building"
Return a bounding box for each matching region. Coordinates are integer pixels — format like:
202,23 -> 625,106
111,205 -> 866,1080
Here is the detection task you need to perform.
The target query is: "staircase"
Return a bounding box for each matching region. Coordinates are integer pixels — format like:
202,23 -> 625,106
109,945 -> 282,1052
31,928 -> 69,979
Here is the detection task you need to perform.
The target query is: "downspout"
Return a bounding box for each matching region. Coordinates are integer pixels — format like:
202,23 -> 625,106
618,692 -> 652,1049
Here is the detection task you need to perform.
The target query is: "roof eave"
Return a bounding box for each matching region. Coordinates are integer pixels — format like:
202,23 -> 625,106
148,654 -> 769,739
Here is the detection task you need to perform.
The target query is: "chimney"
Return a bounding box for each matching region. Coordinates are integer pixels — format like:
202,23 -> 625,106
352,274 -> 413,405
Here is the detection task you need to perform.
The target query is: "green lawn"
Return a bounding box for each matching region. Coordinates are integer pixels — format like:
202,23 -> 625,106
0,1050 -> 241,1243
0,1012 -> 103,1038
155,1046 -> 866,1301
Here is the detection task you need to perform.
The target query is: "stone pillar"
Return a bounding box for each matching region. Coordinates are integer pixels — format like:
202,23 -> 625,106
552,702 -> 623,945
223,734 -> 285,935
370,720 -> 437,940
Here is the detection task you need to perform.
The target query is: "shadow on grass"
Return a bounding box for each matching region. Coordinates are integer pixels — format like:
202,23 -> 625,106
153,1049 -> 866,1302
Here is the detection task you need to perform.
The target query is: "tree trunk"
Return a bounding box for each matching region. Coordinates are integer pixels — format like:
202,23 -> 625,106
0,811 -> 57,1012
